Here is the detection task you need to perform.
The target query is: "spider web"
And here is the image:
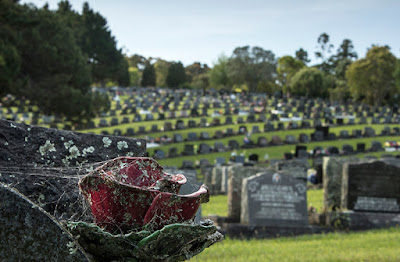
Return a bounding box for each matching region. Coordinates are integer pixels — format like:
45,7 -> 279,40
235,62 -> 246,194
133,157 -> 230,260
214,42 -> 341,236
0,160 -> 202,230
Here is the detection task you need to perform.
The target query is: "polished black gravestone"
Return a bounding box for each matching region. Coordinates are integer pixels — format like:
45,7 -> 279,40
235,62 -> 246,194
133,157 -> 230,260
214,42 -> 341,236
241,172 -> 308,227
341,160 -> 400,212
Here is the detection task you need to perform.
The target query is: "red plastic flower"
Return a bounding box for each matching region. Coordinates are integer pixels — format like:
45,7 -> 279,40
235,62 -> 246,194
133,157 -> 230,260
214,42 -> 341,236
79,157 -> 209,232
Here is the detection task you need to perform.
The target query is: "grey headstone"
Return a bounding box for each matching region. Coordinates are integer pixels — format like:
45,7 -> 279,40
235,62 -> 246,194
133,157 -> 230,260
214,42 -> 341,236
241,172 -> 308,227
227,166 -> 266,221
323,157 -> 360,211
275,159 -> 309,180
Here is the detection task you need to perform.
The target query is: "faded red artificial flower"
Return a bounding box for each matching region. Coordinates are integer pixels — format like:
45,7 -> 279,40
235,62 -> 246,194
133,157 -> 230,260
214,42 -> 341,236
79,157 -> 209,232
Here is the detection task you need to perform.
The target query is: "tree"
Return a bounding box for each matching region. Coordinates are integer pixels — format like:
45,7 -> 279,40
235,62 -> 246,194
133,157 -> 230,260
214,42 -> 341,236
227,46 -> 276,91
128,66 -> 141,86
277,56 -> 305,95
208,55 -> 229,90
154,59 -> 170,87
295,48 -> 310,64
166,62 -> 186,88
57,1 -> 129,87
315,33 -> 334,73
141,62 -> 156,87
185,62 -> 209,83
290,67 -> 328,98
346,46 -> 397,106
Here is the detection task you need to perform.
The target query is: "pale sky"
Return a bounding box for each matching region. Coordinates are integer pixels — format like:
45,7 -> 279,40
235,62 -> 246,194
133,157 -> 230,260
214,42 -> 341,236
22,0 -> 400,67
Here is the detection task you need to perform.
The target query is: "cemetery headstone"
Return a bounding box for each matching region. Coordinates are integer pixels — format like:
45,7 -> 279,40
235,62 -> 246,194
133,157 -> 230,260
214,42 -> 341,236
228,140 -> 240,150
168,147 -> 178,157
341,160 -> 400,212
227,166 -> 266,221
214,142 -> 225,152
298,133 -> 309,143
241,171 -> 308,227
183,144 -> 195,156
198,143 -> 212,154
323,157 -> 360,211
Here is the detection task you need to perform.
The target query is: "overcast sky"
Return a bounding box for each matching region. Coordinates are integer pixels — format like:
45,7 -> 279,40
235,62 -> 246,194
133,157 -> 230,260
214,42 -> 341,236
22,0 -> 400,66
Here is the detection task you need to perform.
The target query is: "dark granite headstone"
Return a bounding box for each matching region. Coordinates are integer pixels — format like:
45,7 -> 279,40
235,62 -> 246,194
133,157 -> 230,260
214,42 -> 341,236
251,125 -> 260,134
225,128 -> 234,136
340,130 -> 349,138
342,144 -> 354,155
270,135 -> 283,145
257,136 -> 268,147
228,140 -> 240,150
264,122 -> 274,132
214,130 -> 224,139
175,120 -> 185,130
164,122 -> 173,131
225,116 -> 233,125
110,118 -> 119,126
198,143 -> 212,154
248,153 -> 259,162
113,129 -> 122,136
241,172 -> 308,227
99,119 -> 108,127
363,127 -> 375,137
183,144 -> 195,155
187,132 -> 198,141
285,135 -> 297,144
173,134 -> 184,143
125,128 -> 135,136
298,133 -> 309,143
168,147 -> 178,157
370,141 -> 383,152
214,142 -> 225,152
122,116 -> 130,124
341,160 -> 400,212
138,126 -> 146,134
154,149 -> 166,159
356,143 -> 366,153
188,120 -> 197,128
200,132 -> 210,140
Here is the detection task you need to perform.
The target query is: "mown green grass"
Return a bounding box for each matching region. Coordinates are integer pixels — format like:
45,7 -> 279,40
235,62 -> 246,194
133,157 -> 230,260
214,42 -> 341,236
192,227 -> 400,262
202,189 -> 323,217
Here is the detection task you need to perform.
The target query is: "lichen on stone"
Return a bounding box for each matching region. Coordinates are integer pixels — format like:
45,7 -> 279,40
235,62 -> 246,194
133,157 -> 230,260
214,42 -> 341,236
82,146 -> 95,157
117,141 -> 128,150
64,140 -> 74,149
69,145 -> 81,159
39,140 -> 56,156
103,137 -> 112,148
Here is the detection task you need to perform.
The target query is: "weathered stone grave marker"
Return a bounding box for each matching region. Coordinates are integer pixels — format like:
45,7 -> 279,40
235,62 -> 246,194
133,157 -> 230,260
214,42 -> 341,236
241,171 -> 308,227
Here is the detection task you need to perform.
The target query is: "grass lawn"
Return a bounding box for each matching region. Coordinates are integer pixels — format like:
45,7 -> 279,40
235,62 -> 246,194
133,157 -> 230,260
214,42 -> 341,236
192,227 -> 400,261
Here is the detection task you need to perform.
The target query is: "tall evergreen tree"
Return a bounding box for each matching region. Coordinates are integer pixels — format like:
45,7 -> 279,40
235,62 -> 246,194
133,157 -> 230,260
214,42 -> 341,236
141,62 -> 156,87
166,62 -> 186,88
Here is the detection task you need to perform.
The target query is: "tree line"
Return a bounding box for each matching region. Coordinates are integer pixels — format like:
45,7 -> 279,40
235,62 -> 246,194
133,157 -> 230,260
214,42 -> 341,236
0,0 -> 128,122
131,34 -> 400,108
2,0 -> 400,123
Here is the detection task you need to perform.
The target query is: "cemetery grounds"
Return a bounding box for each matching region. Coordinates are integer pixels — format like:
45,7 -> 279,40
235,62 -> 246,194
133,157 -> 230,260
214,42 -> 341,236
3,90 -> 400,261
